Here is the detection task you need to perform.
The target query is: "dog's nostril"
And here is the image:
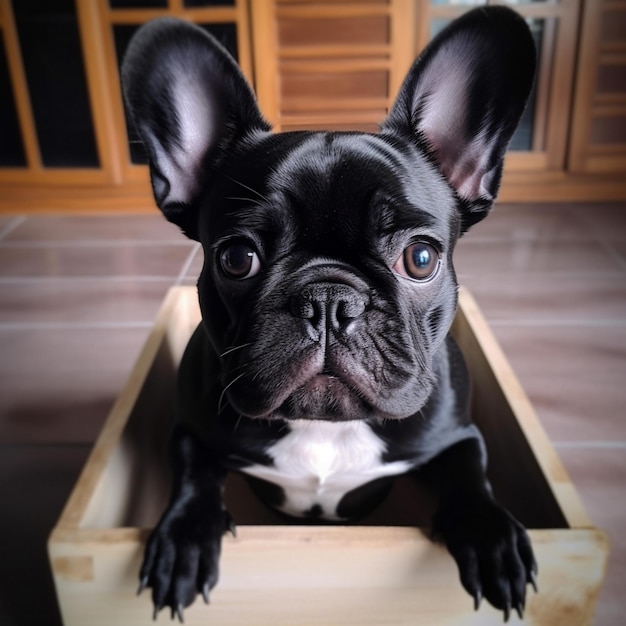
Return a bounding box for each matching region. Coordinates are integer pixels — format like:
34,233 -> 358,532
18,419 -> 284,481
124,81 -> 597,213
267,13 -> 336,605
290,295 -> 316,320
336,298 -> 365,321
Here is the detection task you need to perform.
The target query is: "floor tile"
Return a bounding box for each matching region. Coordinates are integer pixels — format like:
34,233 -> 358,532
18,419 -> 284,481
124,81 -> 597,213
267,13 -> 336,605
455,238 -> 621,275
459,274 -> 626,324
5,214 -> 186,243
556,448 -> 626,626
0,327 -> 151,443
0,203 -> 624,625
0,280 -> 174,325
468,203 -> 592,241
571,202 -> 626,242
491,325 -> 626,442
0,444 -> 89,626
0,243 -> 193,278
604,240 -> 626,270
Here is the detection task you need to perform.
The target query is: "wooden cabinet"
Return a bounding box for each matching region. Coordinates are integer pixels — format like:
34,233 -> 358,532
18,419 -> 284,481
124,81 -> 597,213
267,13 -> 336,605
0,0 -> 254,211
569,0 -> 626,174
0,0 -> 624,211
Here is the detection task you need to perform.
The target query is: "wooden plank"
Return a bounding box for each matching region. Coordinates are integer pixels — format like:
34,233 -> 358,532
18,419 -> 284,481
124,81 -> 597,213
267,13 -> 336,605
250,0 -> 280,128
454,288 -> 591,530
280,44 -> 391,59
76,2 -> 122,185
49,527 -> 607,625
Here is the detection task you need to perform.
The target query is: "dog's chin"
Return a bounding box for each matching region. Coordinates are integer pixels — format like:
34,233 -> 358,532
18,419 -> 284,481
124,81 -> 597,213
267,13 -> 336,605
278,374 -> 371,421
229,374 -> 409,422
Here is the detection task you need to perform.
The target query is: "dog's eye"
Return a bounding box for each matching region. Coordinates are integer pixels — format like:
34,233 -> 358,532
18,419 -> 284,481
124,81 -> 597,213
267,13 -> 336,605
393,242 -> 440,281
219,242 -> 261,280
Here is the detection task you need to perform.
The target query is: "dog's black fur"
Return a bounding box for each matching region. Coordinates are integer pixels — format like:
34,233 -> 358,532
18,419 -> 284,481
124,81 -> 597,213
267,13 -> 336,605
122,7 -> 537,622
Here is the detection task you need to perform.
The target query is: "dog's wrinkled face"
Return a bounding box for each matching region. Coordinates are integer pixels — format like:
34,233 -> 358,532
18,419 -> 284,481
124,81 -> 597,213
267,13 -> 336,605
121,8 -> 536,423
198,132 -> 460,421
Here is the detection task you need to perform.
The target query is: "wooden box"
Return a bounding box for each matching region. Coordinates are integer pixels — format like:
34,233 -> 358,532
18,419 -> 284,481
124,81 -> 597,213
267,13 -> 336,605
48,287 -> 608,625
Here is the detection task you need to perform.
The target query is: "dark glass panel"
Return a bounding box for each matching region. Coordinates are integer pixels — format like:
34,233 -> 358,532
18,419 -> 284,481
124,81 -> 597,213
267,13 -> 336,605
0,30 -> 27,166
12,0 -> 99,167
109,0 -> 167,7
185,0 -> 234,6
508,18 -> 544,151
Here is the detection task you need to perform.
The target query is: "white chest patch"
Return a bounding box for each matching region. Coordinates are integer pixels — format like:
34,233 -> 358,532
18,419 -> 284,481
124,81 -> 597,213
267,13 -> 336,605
240,420 -> 413,520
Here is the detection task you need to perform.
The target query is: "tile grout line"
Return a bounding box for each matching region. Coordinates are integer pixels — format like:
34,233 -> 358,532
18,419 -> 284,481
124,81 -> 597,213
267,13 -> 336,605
0,275 -> 181,284
174,242 -> 201,286
553,441 -> 626,450
487,318 -> 626,328
0,239 -> 194,248
0,441 -> 93,449
0,321 -> 154,331
0,215 -> 26,241
457,270 -> 626,279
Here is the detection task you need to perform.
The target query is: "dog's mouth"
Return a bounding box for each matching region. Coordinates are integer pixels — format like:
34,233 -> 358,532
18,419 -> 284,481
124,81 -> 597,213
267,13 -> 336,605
279,372 -> 371,421
223,361 -> 376,422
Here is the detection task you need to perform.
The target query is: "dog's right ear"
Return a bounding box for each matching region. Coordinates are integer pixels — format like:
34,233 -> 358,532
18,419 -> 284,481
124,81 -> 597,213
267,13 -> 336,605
121,18 -> 270,240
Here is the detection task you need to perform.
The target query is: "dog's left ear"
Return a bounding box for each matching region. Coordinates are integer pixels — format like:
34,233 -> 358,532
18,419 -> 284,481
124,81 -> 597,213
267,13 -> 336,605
121,18 -> 270,240
382,7 -> 536,232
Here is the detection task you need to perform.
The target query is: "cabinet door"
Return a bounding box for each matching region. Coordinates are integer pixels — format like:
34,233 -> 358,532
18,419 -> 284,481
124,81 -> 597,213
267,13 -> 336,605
569,0 -> 626,174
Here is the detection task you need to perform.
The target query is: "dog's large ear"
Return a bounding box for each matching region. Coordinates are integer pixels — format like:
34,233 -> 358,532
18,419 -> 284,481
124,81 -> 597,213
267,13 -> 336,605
381,7 -> 536,232
121,18 -> 270,239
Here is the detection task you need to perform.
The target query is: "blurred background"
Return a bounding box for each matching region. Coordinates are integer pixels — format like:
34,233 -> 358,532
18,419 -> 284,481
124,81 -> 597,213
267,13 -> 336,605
0,1 -> 624,625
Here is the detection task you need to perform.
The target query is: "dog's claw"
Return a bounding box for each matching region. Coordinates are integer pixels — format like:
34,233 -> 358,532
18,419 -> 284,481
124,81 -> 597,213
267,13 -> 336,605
514,601 -> 524,620
473,589 -> 482,611
224,513 -> 237,538
503,601 -> 511,623
202,584 -> 210,605
173,604 -> 184,624
153,604 -> 161,621
137,576 -> 148,596
530,568 -> 539,593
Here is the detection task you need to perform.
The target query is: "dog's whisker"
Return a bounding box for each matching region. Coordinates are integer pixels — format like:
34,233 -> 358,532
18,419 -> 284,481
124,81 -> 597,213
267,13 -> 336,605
234,413 -> 245,431
220,343 -> 252,358
218,371 -> 246,414
221,173 -> 269,203
224,197 -> 261,204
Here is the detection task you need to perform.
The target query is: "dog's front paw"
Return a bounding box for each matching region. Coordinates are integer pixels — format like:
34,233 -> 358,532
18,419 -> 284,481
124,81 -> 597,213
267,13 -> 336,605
434,497 -> 537,622
138,503 -> 236,622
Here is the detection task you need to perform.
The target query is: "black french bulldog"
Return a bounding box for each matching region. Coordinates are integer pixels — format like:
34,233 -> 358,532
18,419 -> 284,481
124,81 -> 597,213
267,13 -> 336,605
122,6 -> 537,623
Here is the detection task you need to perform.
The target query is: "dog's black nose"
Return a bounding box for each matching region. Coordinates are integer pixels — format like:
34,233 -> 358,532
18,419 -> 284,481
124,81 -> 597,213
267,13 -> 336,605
290,283 -> 366,337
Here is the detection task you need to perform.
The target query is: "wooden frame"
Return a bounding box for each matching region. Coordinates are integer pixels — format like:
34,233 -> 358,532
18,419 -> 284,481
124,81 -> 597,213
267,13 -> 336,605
569,0 -> 626,173
48,286 -> 608,625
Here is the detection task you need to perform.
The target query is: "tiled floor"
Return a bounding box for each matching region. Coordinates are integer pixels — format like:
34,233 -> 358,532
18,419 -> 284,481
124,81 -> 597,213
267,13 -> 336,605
0,204 -> 624,625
